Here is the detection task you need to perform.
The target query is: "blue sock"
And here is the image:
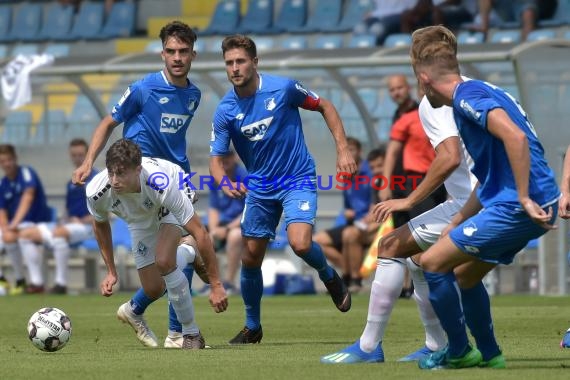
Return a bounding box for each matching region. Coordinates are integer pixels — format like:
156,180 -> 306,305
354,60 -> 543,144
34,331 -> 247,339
424,271 -> 470,358
241,267 -> 263,330
300,242 -> 334,282
168,264 -> 195,333
130,288 -> 156,315
461,281 -> 501,360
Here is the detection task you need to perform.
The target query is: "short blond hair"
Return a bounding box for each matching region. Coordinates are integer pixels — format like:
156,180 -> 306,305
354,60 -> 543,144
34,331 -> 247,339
410,26 -> 459,75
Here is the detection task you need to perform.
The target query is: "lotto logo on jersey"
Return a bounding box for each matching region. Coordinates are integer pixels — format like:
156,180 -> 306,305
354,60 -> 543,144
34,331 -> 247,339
240,117 -> 273,141
160,113 -> 189,133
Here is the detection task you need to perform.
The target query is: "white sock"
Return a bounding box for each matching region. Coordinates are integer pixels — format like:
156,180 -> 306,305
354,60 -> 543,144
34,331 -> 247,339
53,237 -> 70,286
406,257 -> 448,351
163,268 -> 199,336
19,239 -> 44,285
360,258 -> 406,352
5,242 -> 25,281
176,244 -> 196,269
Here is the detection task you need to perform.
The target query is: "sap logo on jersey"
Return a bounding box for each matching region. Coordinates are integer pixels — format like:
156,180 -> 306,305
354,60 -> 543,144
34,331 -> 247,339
160,113 -> 189,133
241,117 -> 273,141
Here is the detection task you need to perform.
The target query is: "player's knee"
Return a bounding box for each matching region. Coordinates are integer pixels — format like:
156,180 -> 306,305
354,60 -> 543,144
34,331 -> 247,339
378,233 -> 399,258
154,256 -> 176,275
290,238 -> 311,255
227,227 -> 241,242
341,226 -> 360,243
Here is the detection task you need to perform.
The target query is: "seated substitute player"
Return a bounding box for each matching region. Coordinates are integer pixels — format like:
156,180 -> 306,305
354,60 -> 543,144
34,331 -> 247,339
18,138 -> 98,294
210,34 -> 357,344
410,25 -> 559,370
313,137 -> 373,292
0,144 -> 52,295
87,139 -> 228,349
207,150 -> 247,294
559,144 -> 570,348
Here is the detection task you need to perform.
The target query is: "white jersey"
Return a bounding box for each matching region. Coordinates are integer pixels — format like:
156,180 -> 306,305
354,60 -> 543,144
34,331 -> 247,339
86,157 -> 194,231
419,96 -> 477,201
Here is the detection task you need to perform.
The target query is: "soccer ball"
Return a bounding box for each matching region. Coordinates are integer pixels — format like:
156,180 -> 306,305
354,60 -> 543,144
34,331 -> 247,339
27,307 -> 72,352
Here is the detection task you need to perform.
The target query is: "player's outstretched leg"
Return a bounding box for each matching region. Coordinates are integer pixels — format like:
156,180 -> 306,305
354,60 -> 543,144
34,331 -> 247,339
117,301 -> 159,347
229,267 -> 263,344
321,340 -> 384,364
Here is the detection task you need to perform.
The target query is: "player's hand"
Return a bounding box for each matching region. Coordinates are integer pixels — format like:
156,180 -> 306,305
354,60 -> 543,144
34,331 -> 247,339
559,193 -> 570,219
208,282 -> 228,313
336,149 -> 357,177
372,198 -> 412,223
100,272 -> 117,297
521,198 -> 557,230
72,163 -> 92,185
222,181 -> 247,199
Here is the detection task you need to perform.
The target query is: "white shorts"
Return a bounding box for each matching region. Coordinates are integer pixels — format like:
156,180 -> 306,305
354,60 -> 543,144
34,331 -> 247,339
408,198 -> 465,251
130,212 -> 184,269
36,222 -> 94,247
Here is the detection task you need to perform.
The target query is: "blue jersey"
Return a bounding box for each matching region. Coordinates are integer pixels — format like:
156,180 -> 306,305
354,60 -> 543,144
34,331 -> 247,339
210,74 -> 319,195
0,166 -> 51,222
111,70 -> 201,173
66,169 -> 98,218
209,165 -> 247,224
343,160 -> 373,220
453,80 -> 559,208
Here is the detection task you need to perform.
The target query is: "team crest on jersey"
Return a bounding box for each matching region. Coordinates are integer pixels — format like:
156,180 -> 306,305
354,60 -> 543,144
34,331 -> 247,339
298,200 -> 310,211
236,113 -> 245,120
240,117 -> 273,141
462,222 -> 478,237
159,97 -> 169,104
264,97 -> 276,111
143,198 -> 154,209
136,242 -> 148,256
160,113 -> 189,133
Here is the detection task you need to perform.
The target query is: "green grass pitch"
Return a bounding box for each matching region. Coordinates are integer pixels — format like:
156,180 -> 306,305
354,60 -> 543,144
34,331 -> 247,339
1,293 -> 569,379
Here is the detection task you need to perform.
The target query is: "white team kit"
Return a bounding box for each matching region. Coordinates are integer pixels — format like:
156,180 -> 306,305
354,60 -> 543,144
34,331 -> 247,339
86,157 -> 194,269
408,96 -> 478,250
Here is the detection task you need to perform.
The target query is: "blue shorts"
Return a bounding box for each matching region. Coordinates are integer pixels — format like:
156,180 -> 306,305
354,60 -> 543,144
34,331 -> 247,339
449,202 -> 557,265
240,189 -> 317,239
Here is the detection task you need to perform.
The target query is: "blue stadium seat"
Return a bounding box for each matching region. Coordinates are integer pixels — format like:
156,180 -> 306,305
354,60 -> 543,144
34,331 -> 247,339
383,33 -> 412,48
61,2 -> 105,40
322,0 -> 372,33
280,36 -> 308,50
539,0 -> 570,27
564,29 -> 570,40
526,29 -> 557,42
347,34 -> 376,48
68,95 -> 99,139
2,111 -> 32,145
237,0 -> 274,34
357,88 -> 379,112
254,36 -> 275,52
313,35 -> 343,50
96,1 -> 136,39
457,31 -> 485,44
43,43 -> 71,57
7,3 -> 43,42
41,109 -> 68,145
490,30 -> 521,44
10,44 -> 40,57
0,45 -> 7,60
266,0 -> 307,34
199,0 -> 241,36
288,0 -> 342,33
145,40 -> 162,53
111,218 -> 132,250
36,2 -> 74,41
0,5 -> 12,42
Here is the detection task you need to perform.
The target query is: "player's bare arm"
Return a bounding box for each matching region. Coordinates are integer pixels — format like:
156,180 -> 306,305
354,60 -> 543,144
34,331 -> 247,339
92,219 -> 117,296
184,215 -> 228,313
317,98 -> 357,176
379,139 -> 403,201
559,145 -> 570,219
73,115 -> 120,185
487,109 -> 555,228
8,187 -> 35,230
373,136 -> 461,222
440,183 -> 482,238
209,155 -> 247,199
